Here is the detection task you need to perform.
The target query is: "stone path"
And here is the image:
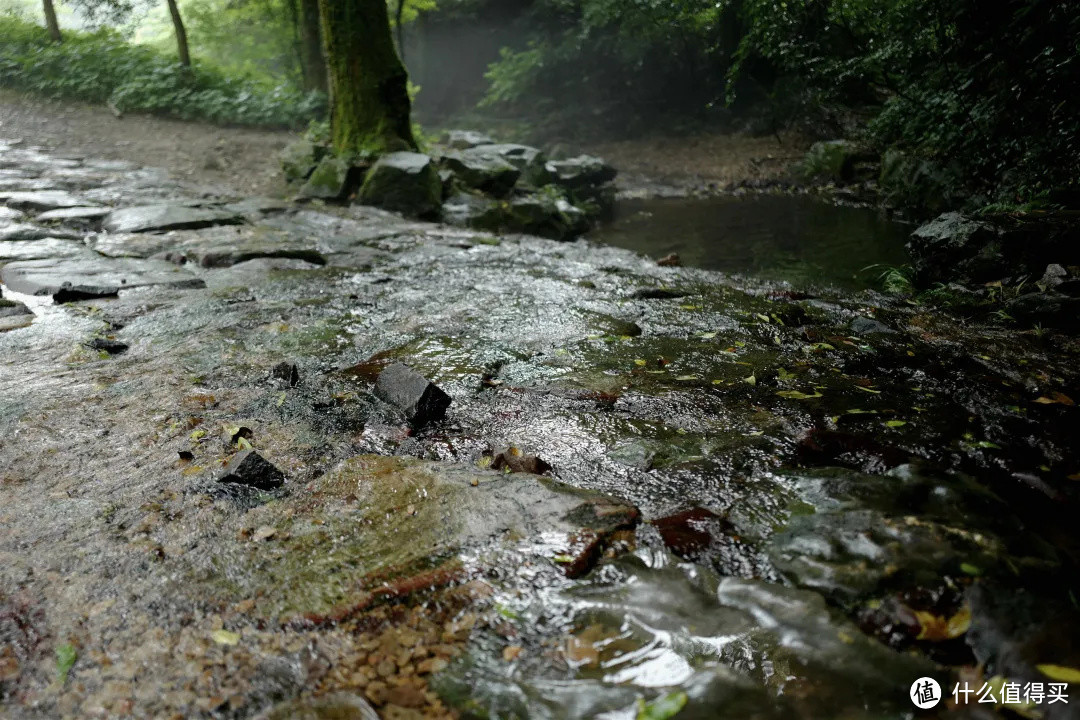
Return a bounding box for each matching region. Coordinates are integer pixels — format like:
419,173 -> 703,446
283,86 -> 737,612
2,137 -> 1080,719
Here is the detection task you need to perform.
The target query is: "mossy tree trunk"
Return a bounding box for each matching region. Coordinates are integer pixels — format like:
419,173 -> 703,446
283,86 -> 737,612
42,0 -> 62,43
317,0 -> 416,155
165,0 -> 191,66
298,0 -> 327,93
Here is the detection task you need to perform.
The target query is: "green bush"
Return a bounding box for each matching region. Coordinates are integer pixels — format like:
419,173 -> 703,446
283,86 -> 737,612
0,14 -> 324,128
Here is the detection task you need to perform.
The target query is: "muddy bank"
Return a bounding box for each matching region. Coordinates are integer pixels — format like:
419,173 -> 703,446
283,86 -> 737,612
1,135 -> 1080,720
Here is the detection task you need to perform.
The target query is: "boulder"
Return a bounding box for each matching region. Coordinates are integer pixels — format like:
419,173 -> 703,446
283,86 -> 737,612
374,363 -> 451,426
441,149 -> 520,197
358,152 -> 442,219
280,138 -> 326,184
548,155 -> 617,189
298,155 -> 353,201
1003,291 -> 1080,330
103,204 -> 244,234
473,144 -> 553,187
505,191 -> 589,240
440,192 -> 503,231
217,450 -> 286,490
443,130 -> 495,150
907,212 -> 1005,285
0,297 -> 32,318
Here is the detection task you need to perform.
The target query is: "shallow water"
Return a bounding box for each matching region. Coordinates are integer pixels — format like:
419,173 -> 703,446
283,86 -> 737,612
591,195 -> 912,289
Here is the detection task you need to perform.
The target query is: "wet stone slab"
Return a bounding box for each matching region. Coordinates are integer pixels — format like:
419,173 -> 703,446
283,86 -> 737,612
35,205 -> 112,223
0,255 -> 206,300
0,189 -> 91,211
102,203 -> 245,233
0,238 -> 96,262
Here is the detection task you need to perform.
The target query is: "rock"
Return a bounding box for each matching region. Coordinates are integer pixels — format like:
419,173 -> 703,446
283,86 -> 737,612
0,223 -> 79,242
490,447 -> 551,475
440,149 -> 520,197
299,156 -> 353,201
504,192 -> 589,240
1003,291 -> 1080,330
0,238 -> 94,262
656,253 -> 681,267
217,450 -> 286,490
1039,263 -> 1068,290
0,256 -> 205,301
0,297 -> 32,318
358,153 -> 442,219
35,206 -> 111,224
103,204 -> 244,234
221,197 -> 290,218
440,192 -> 503,231
0,206 -> 24,222
907,212 -> 1005,285
157,226 -> 326,268
849,316 -> 895,335
548,155 -> 617,189
463,144 -> 551,188
443,130 -> 495,150
0,190 -> 90,211
280,138 -> 326,184
271,361 -> 301,387
374,363 -> 451,426
85,337 -> 129,355
652,507 -> 772,578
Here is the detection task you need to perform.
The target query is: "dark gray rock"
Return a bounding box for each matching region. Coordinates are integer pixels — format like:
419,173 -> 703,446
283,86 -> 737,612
0,190 -> 89,211
0,256 -> 205,301
443,130 -> 495,150
477,144 -> 552,187
1003,291 -> 1080,330
1039,263 -> 1068,290
849,316 -> 896,335
358,152 -> 442,219
0,297 -> 32,318
441,149 -> 520,196
271,361 -> 300,387
85,337 -> 129,355
374,362 -> 451,426
506,192 -> 589,240
298,156 -> 353,201
103,204 -> 245,234
0,223 -> 80,242
548,155 -> 617,189
280,138 -> 325,184
908,212 -> 1005,284
156,226 -> 326,268
222,197 -> 290,218
217,450 -> 286,490
440,191 -> 503,231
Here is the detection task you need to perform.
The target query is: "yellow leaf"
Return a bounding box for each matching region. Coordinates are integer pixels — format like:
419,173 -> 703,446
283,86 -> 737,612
915,605 -> 971,641
212,630 -> 240,645
1036,664 -> 1080,683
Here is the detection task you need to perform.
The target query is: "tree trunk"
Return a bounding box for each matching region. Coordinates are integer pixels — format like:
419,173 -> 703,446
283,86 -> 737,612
395,0 -> 406,63
317,0 -> 416,154
165,0 -> 191,67
298,0 -> 327,93
42,0 -> 62,43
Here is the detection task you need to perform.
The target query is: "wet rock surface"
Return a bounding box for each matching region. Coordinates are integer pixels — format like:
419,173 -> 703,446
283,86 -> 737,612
2,138 -> 1080,719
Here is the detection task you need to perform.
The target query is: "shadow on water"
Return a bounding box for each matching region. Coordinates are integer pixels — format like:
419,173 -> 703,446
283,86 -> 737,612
591,194 -> 912,290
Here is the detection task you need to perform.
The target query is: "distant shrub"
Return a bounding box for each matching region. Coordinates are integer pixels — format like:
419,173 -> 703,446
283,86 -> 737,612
0,15 -> 324,128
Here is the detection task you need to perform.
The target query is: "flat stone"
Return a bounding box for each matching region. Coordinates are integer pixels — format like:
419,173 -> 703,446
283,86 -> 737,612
35,206 -> 111,223
222,197 -> 291,218
0,238 -> 94,262
0,223 -> 59,242
849,316 -> 895,335
0,207 -> 24,222
0,256 -> 205,301
442,149 -> 520,196
0,190 -> 89,211
217,450 -> 286,490
102,204 -> 245,234
374,363 -> 452,426
156,226 -> 325,268
91,233 -> 172,258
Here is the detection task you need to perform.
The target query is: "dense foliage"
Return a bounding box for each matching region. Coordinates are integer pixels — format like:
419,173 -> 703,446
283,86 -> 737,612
0,14 -> 323,127
476,0 -> 1080,206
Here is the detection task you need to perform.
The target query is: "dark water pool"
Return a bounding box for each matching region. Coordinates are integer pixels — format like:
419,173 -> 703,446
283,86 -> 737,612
590,194 -> 912,290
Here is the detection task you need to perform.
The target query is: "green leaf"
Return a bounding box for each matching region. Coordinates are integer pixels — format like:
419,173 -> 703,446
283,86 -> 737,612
637,691 -> 688,720
700,331 -> 717,339
854,386 -> 881,394
55,643 -> 77,684
885,420 -> 907,428
1037,664 -> 1080,683
775,389 -> 823,399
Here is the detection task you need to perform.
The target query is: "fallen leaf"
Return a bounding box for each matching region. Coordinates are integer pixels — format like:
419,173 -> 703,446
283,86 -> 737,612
775,390 -> 823,399
1036,664 -> 1080,683
212,629 -> 240,645
914,605 -> 971,641
637,691 -> 688,720
854,386 -> 881,394
1034,392 -> 1075,405
885,420 -> 907,428
700,331 -> 717,339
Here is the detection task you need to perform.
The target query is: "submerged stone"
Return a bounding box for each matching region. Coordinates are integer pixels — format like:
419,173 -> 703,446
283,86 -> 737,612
85,337 -> 129,355
0,256 -> 205,301
374,363 -> 451,426
0,190 -> 90,211
103,204 -> 245,234
217,450 -> 286,490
